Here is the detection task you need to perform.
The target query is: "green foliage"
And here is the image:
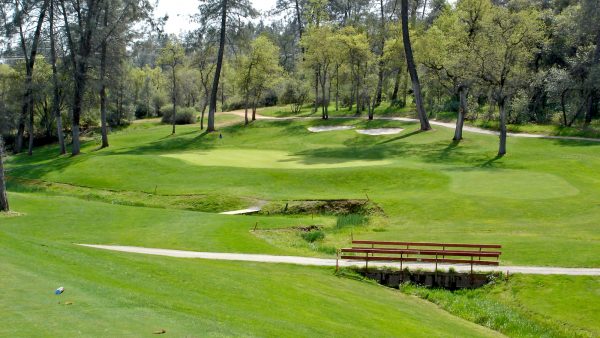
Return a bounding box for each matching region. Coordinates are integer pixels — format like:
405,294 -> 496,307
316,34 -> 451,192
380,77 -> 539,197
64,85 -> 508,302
160,106 -> 197,125
235,36 -> 283,110
301,230 -> 325,243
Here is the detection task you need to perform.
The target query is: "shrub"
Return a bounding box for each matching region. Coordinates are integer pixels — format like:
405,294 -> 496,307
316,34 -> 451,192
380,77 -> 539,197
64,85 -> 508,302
135,104 -> 150,119
223,99 -> 245,111
280,78 -> 309,114
390,99 -> 406,108
261,90 -> 278,107
160,106 -> 197,125
301,230 -> 325,243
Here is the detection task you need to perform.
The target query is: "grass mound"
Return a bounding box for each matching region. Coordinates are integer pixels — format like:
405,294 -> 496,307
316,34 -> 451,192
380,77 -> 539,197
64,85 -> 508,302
262,199 -> 383,216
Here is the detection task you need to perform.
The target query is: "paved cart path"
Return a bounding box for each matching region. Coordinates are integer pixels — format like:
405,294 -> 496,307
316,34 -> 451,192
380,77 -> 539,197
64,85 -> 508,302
224,110 -> 600,143
78,244 -> 600,276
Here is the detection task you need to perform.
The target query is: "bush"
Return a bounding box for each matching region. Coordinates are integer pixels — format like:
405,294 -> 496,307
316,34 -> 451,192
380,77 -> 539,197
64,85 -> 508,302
390,99 -> 406,108
160,106 -> 197,125
135,104 -> 150,119
223,99 -> 245,111
281,78 -> 309,114
261,90 -> 278,107
301,230 -> 325,243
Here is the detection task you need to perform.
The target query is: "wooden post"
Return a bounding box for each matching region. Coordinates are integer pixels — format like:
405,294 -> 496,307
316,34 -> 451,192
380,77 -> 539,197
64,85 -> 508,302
336,250 -> 339,272
470,256 -> 474,275
400,253 -> 403,271
434,254 -> 438,287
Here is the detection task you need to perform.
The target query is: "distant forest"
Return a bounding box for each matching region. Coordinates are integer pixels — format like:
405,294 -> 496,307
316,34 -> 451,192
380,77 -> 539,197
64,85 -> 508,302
0,0 -> 598,156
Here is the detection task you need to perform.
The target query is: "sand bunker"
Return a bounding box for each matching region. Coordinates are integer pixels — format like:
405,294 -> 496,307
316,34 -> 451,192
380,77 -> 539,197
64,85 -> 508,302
356,128 -> 404,136
308,126 -> 355,132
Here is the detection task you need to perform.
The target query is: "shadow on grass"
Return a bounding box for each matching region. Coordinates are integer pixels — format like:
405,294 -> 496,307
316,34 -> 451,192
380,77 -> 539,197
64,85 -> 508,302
109,129 -> 215,155
480,154 -> 505,168
550,138 -> 600,147
377,130 -> 424,145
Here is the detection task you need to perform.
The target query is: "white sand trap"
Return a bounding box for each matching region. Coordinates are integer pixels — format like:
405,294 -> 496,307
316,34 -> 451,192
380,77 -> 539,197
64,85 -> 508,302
356,128 -> 404,136
220,207 -> 261,215
308,126 -> 355,132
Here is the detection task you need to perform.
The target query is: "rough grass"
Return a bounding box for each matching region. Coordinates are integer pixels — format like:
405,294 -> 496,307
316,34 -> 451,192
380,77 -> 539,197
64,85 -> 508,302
336,213 -> 368,229
7,177 -> 254,213
400,274 -> 599,337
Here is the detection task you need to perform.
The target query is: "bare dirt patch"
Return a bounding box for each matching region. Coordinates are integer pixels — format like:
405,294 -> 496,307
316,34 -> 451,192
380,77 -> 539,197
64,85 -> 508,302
261,199 -> 384,216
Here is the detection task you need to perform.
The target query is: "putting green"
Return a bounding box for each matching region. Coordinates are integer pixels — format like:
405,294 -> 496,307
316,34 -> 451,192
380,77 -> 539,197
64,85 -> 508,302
161,149 -> 393,169
447,169 -> 579,200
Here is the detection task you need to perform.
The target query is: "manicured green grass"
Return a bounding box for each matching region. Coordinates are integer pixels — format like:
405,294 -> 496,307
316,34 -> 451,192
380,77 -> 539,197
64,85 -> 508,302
401,274 -> 600,337
0,197 -> 499,337
2,108 -> 600,336
7,117 -> 599,267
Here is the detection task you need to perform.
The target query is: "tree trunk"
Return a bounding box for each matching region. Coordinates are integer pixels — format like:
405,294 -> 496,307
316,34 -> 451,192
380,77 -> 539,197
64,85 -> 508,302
454,86 -> 468,141
71,65 -> 87,156
498,98 -> 507,156
172,67 -> 177,135
295,0 -> 304,50
584,91 -> 594,127
356,71 -> 361,114
0,137 -> 8,212
200,93 -> 208,130
14,0 -> 49,154
402,71 -> 408,105
349,77 -> 354,111
70,0 -> 98,156
314,68 -> 319,113
375,0 -> 385,106
49,1 -> 66,155
321,70 -> 328,119
401,0 -> 430,131
27,94 -> 34,155
561,89 -> 568,127
410,0 -> 419,25
335,65 -> 340,111
252,100 -> 257,121
15,102 -> 27,154
99,1 -> 109,148
208,0 -> 228,132
391,69 -> 401,102
244,93 -> 249,125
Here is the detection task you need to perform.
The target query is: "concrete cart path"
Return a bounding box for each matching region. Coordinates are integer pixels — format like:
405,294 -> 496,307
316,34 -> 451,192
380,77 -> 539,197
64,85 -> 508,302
78,244 -> 600,276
